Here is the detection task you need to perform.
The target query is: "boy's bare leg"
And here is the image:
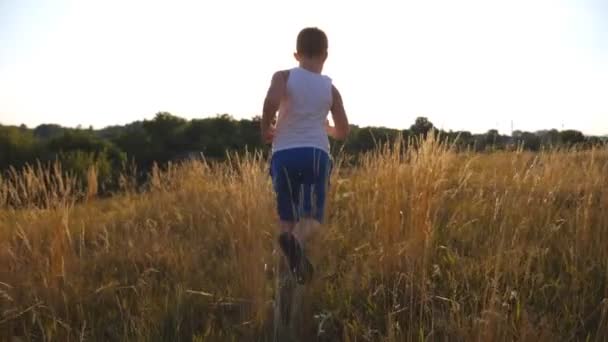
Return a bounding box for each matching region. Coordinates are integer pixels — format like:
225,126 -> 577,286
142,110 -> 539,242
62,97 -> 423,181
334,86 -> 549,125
275,219 -> 307,341
280,221 -> 296,234
293,218 -> 321,246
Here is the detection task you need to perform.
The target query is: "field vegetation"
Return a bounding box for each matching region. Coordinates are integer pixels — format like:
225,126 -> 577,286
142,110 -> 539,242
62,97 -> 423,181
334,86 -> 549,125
1,135 -> 607,341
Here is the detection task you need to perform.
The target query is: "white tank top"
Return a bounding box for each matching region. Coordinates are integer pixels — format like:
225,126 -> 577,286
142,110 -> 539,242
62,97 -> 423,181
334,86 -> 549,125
272,67 -> 333,154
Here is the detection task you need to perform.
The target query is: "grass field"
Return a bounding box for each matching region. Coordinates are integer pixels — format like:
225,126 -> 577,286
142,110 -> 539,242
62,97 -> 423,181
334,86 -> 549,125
1,136 -> 607,341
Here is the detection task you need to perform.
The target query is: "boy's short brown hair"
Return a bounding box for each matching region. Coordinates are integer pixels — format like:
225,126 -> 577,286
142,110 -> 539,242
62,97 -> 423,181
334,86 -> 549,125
296,27 -> 328,58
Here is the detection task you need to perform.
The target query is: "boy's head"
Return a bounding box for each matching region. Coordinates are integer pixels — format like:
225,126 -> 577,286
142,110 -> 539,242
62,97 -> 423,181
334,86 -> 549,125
295,27 -> 328,63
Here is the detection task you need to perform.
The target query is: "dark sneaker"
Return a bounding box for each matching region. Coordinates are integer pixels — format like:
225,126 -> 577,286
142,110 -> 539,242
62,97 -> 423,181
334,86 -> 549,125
278,232 -> 314,284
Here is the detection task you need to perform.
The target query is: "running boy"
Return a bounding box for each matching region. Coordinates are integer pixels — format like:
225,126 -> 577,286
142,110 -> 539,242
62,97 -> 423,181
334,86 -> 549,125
261,27 -> 350,284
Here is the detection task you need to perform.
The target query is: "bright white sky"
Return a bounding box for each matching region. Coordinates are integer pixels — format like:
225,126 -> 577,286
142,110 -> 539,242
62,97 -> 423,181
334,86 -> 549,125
0,0 -> 607,135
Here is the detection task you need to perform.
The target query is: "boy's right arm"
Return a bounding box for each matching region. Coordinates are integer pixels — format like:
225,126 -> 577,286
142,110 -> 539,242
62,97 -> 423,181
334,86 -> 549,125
261,70 -> 288,144
328,85 -> 350,140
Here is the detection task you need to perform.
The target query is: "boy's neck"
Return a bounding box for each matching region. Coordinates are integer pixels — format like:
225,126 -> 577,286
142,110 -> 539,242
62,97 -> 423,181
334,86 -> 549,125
298,61 -> 323,74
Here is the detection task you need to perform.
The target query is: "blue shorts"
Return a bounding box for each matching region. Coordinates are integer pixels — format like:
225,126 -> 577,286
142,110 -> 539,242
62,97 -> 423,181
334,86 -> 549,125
270,147 -> 331,223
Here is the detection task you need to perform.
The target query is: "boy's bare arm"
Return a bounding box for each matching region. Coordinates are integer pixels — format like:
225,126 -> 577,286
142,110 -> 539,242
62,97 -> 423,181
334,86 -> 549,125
328,85 -> 350,140
261,70 -> 288,143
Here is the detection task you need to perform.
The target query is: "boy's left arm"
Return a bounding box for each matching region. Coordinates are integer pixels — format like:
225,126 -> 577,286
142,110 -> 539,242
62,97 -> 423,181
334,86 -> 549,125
261,70 -> 287,144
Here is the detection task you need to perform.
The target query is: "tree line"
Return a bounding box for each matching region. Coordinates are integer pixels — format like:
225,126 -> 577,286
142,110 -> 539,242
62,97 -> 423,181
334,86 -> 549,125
1,113 -> 605,191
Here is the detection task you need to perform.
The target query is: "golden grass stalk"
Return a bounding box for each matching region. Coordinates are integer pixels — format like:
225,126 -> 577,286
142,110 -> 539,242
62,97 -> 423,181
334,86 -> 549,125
0,137 -> 606,341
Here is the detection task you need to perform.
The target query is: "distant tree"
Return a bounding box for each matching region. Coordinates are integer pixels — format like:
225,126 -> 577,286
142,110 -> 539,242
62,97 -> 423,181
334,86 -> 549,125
517,132 -> 541,151
472,134 -> 489,152
0,126 -> 39,168
34,124 -> 65,140
538,129 -> 561,147
113,124 -> 153,166
204,114 -> 240,157
559,130 -> 585,146
339,125 -> 362,154
0,111 -> 601,192
351,127 -> 379,152
585,136 -> 604,148
410,117 -> 435,138
47,130 -> 126,180
58,149 -> 114,190
450,131 -> 473,149
143,112 -> 187,143
485,129 -> 499,146
48,130 -> 106,153
140,112 -> 188,162
238,117 -> 263,151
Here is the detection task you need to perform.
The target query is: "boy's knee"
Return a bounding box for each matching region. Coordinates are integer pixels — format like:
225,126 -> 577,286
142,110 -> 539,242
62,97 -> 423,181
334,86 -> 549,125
293,218 -> 321,244
279,221 -> 296,233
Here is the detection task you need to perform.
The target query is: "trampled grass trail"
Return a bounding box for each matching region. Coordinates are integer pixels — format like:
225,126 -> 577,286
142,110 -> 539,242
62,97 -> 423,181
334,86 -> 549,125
1,136 -> 607,341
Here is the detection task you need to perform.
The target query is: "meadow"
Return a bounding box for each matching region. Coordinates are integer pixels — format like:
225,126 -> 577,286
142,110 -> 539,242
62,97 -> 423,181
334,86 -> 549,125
1,135 -> 607,341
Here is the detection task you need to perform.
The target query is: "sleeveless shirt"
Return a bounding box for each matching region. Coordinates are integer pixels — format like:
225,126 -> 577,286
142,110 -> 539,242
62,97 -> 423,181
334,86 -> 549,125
272,67 -> 333,153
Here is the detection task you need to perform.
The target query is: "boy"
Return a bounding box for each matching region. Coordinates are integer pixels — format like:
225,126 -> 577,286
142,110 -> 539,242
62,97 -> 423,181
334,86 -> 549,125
261,27 -> 350,284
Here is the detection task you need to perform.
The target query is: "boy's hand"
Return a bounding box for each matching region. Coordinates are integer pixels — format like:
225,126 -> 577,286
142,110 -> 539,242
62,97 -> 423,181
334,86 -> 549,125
325,119 -> 337,138
262,125 -> 275,144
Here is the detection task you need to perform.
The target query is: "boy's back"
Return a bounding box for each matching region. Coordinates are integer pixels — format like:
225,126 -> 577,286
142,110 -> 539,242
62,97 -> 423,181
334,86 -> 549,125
273,67 -> 333,154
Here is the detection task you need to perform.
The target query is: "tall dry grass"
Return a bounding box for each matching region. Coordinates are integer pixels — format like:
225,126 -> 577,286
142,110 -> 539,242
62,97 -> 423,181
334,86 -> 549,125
0,136 -> 607,341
